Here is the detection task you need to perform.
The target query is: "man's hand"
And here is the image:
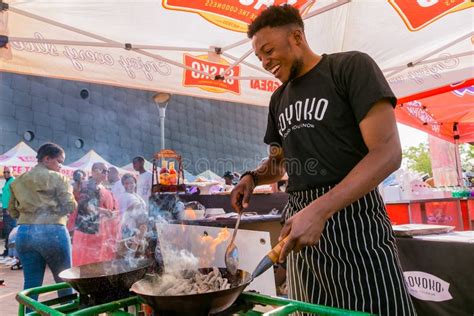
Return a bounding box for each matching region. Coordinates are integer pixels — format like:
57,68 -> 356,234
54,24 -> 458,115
278,202 -> 330,263
230,175 -> 255,213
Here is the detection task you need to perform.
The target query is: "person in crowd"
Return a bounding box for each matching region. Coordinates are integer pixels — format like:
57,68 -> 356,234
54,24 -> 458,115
66,169 -> 87,235
132,156 -> 152,205
223,171 -> 235,186
71,169 -> 86,200
118,173 -> 147,216
6,226 -> 22,270
117,173 -> 148,259
231,5 -> 415,315
108,166 -> 125,199
72,162 -> 120,266
9,143 -> 77,300
1,166 -> 15,257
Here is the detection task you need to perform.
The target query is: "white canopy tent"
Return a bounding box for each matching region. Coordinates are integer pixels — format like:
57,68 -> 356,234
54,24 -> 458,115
0,141 -> 38,176
0,141 -> 76,177
66,149 -> 129,176
0,0 -> 472,106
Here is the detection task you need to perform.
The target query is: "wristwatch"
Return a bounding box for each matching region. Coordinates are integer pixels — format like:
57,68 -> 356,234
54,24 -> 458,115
240,170 -> 258,186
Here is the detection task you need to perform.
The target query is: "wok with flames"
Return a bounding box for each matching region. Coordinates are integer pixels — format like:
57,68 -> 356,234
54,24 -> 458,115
131,267 -> 253,316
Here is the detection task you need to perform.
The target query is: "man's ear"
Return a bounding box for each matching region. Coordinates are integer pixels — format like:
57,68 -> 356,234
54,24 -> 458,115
292,29 -> 304,46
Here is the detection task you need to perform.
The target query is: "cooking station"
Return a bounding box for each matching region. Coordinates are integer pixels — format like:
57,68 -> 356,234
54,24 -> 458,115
16,282 -> 370,316
14,151 -> 370,315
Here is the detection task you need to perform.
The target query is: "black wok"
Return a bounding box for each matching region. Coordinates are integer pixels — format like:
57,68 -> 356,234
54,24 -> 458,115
130,267 -> 252,315
59,258 -> 153,304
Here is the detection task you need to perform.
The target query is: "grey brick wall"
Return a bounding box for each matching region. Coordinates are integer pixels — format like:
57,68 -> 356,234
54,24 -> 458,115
0,72 -> 269,175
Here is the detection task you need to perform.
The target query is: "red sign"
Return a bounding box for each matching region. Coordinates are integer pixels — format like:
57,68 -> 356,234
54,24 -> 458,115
389,0 -> 473,31
60,169 -> 74,177
18,156 -> 37,163
183,54 -> 241,94
163,0 -> 311,32
250,79 -> 280,92
5,165 -> 34,175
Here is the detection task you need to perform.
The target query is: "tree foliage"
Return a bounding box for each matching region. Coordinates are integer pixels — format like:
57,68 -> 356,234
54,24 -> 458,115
460,144 -> 474,171
402,143 -> 432,176
403,143 -> 473,176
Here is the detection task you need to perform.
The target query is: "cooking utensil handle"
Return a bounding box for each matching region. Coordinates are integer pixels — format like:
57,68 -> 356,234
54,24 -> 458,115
267,235 -> 290,263
229,212 -> 242,245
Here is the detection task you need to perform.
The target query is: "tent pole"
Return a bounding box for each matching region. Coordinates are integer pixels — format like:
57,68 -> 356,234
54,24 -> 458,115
221,52 -> 271,75
303,0 -> 350,20
221,38 -> 251,52
224,48 -> 254,76
385,31 -> 474,79
227,75 -> 277,81
453,123 -> 463,186
383,51 -> 473,73
9,6 -> 117,43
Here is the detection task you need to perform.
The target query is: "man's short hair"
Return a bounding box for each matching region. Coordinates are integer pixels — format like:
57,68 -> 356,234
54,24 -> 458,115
133,156 -> 145,163
247,4 -> 304,39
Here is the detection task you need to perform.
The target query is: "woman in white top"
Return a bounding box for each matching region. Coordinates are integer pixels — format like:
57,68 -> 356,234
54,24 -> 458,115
117,173 -> 148,258
118,174 -> 147,236
118,174 -> 147,215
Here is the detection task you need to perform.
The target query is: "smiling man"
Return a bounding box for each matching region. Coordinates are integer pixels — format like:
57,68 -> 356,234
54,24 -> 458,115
231,5 -> 416,315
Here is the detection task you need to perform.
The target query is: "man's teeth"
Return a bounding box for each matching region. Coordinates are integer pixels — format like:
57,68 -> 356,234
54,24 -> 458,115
271,65 -> 280,75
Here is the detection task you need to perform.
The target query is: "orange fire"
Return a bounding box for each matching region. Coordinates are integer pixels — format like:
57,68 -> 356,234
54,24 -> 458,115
184,208 -> 197,220
198,227 -> 230,267
162,224 -> 231,267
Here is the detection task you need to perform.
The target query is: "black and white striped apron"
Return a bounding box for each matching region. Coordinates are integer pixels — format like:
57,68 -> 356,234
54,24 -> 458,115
284,186 -> 416,315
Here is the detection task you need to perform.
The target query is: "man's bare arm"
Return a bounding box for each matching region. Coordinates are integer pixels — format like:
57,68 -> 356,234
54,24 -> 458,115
231,145 -> 285,212
252,145 -> 286,185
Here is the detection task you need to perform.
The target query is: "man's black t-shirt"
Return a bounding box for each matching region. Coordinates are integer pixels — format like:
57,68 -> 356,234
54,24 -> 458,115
264,51 -> 396,192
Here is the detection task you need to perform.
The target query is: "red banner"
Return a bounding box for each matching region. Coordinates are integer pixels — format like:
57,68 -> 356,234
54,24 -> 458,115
163,0 -> 311,32
389,0 -> 472,31
183,54 -> 240,94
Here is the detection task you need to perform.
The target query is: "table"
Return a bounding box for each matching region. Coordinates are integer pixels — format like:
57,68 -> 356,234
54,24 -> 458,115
396,236 -> 474,316
386,198 -> 473,230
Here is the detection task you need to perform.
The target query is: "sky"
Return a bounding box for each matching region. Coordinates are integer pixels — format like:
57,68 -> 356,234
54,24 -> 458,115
397,123 -> 428,149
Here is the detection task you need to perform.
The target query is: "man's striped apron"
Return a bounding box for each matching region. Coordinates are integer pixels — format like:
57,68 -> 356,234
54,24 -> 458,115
284,186 -> 417,315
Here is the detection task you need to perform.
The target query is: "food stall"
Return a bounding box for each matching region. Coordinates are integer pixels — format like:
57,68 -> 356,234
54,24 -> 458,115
2,1 -> 473,315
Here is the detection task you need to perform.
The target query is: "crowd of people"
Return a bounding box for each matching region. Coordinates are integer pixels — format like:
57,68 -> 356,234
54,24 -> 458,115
0,144 -> 154,298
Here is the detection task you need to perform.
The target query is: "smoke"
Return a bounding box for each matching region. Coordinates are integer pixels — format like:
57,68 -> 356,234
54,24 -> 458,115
73,182 -> 228,282
160,246 -> 199,275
